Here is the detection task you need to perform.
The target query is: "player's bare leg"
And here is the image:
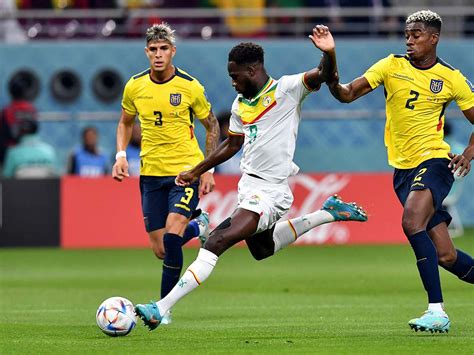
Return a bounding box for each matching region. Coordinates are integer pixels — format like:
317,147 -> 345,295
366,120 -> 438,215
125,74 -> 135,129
135,209 -> 259,330
429,223 -> 474,283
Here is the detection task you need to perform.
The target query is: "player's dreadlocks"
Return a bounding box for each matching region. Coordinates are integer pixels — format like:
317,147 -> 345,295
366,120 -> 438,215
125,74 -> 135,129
145,22 -> 176,45
406,10 -> 442,33
228,43 -> 264,65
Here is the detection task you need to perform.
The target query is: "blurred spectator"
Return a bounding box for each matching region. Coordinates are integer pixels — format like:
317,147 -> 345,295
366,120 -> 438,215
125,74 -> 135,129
306,0 -> 393,37
0,0 -> 28,43
215,111 -> 242,175
68,126 -> 109,177
0,78 -> 37,167
125,122 -> 141,176
3,119 -> 58,178
267,0 -> 305,37
212,0 -> 267,37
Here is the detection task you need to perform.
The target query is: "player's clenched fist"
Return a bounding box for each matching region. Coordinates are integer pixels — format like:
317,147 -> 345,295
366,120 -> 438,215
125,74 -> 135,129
175,170 -> 198,187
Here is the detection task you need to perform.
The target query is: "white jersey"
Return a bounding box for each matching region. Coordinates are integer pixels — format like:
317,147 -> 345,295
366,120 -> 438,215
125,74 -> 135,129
229,73 -> 311,183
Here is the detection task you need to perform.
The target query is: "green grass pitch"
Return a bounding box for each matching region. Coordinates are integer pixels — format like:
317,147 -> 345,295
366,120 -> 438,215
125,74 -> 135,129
1,230 -> 473,354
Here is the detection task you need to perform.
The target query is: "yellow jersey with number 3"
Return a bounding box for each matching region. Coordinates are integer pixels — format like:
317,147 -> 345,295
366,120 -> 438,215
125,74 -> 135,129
364,54 -> 474,169
122,67 -> 211,176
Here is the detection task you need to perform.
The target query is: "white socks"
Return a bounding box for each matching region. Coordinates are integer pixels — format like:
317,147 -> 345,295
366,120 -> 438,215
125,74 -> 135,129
428,303 -> 445,314
157,248 -> 218,315
273,210 -> 334,253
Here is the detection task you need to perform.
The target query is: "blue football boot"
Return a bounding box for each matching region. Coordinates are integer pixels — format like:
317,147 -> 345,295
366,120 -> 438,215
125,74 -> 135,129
322,194 -> 368,222
408,310 -> 450,333
195,210 -> 210,247
135,302 -> 163,331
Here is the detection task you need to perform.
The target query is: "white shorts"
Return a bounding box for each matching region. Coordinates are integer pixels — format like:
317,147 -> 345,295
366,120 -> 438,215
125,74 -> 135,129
237,173 -> 293,234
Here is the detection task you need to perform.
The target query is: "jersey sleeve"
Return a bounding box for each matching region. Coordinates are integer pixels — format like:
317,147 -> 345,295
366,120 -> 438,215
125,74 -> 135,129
228,98 -> 244,135
121,78 -> 137,116
363,55 -> 392,89
452,72 -> 474,111
191,80 -> 212,120
278,73 -> 310,103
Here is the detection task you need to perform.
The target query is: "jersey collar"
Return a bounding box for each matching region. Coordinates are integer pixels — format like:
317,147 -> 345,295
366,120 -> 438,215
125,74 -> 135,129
239,77 -> 275,104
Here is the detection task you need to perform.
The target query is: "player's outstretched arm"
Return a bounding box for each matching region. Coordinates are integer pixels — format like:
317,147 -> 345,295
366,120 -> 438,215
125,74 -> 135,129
327,74 -> 373,103
176,134 -> 244,187
305,25 -> 336,90
448,107 -> 474,178
112,109 -> 135,182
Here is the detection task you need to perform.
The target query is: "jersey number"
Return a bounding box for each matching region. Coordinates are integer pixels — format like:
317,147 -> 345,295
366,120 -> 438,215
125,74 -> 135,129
180,187 -> 194,205
154,111 -> 163,126
413,168 -> 427,182
249,125 -> 258,144
405,90 -> 419,110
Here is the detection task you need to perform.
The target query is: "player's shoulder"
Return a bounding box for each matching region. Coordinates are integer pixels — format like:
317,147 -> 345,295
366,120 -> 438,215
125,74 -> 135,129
124,69 -> 151,89
384,53 -> 409,64
435,58 -> 468,82
175,67 -> 207,91
174,67 -> 196,82
131,68 -> 151,81
436,57 -> 457,71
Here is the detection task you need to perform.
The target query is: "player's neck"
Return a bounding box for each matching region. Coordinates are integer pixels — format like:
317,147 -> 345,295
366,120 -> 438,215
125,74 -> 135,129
410,53 -> 437,68
247,74 -> 270,99
150,65 -> 175,83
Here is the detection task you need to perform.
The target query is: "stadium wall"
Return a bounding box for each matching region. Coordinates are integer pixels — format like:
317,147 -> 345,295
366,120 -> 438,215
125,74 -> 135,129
1,40 -> 473,225
1,174 -> 404,248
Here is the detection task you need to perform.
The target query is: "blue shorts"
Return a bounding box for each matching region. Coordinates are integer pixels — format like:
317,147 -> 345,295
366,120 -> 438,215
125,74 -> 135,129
393,158 -> 453,231
139,176 -> 200,233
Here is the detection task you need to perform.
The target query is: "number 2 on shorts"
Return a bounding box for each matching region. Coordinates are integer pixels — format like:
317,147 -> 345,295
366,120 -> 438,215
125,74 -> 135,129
413,168 -> 427,182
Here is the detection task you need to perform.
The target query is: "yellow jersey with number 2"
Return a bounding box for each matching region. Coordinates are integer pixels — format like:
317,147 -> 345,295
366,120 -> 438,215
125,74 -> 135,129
122,67 -> 211,176
364,54 -> 473,169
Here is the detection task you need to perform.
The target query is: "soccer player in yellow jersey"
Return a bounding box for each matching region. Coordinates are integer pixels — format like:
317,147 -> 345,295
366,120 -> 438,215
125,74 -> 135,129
112,23 -> 220,324
327,10 -> 474,333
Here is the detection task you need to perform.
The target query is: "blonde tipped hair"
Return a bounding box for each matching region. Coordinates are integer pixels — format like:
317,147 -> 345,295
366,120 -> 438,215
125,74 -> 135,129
145,22 -> 176,45
406,10 -> 442,32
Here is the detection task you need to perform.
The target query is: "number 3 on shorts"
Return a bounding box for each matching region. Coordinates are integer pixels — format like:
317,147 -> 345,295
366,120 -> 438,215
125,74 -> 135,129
180,187 -> 194,205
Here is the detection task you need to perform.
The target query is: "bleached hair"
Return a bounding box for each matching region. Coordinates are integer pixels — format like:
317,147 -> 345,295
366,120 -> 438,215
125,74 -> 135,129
145,23 -> 176,45
406,10 -> 442,31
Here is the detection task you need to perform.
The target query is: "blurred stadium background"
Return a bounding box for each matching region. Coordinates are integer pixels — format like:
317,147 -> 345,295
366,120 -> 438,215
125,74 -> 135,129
1,1 -> 473,243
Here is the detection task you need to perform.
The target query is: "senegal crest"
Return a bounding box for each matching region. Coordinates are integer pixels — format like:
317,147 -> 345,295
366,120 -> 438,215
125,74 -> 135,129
262,95 -> 272,107
170,93 -> 182,106
430,79 -> 443,94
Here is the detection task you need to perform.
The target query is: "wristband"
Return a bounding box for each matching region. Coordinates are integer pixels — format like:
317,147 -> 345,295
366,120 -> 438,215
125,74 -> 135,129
115,151 -> 127,160
207,167 -> 215,174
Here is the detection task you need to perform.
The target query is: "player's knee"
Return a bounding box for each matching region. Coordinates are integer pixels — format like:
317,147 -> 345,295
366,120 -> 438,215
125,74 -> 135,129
401,210 -> 425,236
204,231 -> 224,254
438,249 -> 457,267
151,245 -> 165,260
249,247 -> 272,261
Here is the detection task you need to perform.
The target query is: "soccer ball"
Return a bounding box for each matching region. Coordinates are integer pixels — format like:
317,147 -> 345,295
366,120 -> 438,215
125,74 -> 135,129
96,296 -> 137,337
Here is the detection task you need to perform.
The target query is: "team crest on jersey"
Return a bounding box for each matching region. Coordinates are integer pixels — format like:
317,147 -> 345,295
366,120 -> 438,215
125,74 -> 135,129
170,93 -> 182,106
262,95 -> 272,107
430,79 -> 443,93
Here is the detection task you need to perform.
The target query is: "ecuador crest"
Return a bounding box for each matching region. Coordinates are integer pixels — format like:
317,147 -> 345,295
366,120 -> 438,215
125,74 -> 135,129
430,79 -> 443,94
170,93 -> 182,106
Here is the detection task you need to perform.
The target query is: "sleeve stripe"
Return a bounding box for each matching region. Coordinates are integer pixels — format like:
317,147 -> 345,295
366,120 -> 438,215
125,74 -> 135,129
228,129 -> 244,136
302,73 -> 319,92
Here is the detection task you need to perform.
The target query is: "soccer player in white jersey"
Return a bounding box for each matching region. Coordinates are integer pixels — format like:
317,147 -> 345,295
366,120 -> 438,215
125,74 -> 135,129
135,25 -> 367,330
